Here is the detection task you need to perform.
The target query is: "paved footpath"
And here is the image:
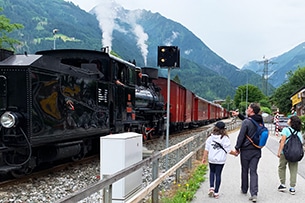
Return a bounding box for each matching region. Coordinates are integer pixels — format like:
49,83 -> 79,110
191,123 -> 305,203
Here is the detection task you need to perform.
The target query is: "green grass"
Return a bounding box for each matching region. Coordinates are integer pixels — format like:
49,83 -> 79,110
161,164 -> 207,203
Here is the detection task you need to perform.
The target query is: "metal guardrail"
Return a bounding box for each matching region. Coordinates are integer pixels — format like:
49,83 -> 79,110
55,121 -> 239,203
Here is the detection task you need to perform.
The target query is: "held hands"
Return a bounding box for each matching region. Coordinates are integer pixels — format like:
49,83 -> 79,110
230,150 -> 240,157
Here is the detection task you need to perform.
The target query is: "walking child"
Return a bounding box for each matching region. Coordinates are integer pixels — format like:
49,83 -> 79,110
202,121 -> 236,199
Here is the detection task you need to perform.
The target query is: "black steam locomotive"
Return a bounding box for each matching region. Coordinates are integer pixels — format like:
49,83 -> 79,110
0,49 -> 165,176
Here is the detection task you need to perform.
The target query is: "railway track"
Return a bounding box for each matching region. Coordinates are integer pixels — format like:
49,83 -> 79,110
0,155 -> 98,187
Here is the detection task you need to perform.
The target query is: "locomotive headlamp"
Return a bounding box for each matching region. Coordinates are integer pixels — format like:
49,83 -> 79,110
0,111 -> 18,128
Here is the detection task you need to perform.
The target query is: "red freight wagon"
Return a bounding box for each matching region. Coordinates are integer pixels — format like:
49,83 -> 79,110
209,102 -> 217,122
154,77 -> 188,132
218,105 -> 228,119
154,76 -> 229,133
194,96 -> 209,126
185,89 -> 195,127
216,104 -> 223,120
223,108 -> 230,118
211,103 -> 222,121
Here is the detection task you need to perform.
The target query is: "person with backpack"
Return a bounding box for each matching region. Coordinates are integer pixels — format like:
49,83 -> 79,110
277,115 -> 303,195
202,121 -> 236,199
233,103 -> 263,202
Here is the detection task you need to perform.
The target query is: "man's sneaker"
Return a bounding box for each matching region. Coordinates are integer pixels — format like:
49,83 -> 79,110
278,184 -> 286,192
289,187 -> 295,195
249,195 -> 257,202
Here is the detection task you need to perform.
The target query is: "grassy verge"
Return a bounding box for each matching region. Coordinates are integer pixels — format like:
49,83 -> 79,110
160,161 -> 208,203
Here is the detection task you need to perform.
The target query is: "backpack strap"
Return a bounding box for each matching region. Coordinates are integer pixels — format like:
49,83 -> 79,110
287,128 -> 297,140
246,118 -> 262,149
249,117 -> 264,126
246,135 -> 261,148
213,141 -> 227,153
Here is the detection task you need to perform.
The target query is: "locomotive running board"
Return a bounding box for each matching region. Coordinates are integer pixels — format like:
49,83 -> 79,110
0,146 -> 9,152
0,165 -> 21,173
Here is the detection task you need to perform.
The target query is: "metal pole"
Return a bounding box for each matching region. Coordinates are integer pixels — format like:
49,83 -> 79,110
246,72 -> 248,109
53,29 -> 58,50
240,89 -> 242,110
166,67 -> 171,169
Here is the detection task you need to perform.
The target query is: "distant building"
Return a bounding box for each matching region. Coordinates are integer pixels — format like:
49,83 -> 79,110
213,99 -> 225,105
290,87 -> 305,116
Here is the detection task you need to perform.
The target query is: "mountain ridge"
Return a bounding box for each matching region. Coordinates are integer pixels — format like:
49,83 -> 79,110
3,0 -> 303,100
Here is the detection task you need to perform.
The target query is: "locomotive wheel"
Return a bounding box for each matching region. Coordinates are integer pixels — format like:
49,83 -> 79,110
71,152 -> 85,161
10,167 -> 33,178
11,171 -> 25,178
71,144 -> 86,161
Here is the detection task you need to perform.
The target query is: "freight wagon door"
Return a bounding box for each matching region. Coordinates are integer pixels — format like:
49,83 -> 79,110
194,97 -> 199,122
185,90 -> 194,124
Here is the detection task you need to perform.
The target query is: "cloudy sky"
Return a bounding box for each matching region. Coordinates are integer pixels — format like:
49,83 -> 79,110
66,0 -> 305,68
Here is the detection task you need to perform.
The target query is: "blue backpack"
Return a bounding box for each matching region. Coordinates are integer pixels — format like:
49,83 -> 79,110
246,118 -> 269,148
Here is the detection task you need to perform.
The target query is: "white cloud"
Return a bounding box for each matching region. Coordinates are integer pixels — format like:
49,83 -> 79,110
164,31 -> 180,46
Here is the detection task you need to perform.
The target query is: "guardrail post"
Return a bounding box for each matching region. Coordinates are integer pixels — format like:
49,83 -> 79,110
187,142 -> 192,169
152,158 -> 159,203
195,135 -> 201,160
175,149 -> 181,183
102,179 -> 112,203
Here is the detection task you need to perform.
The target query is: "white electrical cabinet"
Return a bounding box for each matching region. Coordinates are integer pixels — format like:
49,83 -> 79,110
100,132 -> 142,203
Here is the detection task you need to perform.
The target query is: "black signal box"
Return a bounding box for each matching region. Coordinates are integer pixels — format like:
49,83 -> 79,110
157,46 -> 180,68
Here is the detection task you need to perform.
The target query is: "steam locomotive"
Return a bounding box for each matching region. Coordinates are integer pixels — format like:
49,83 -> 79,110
0,48 -> 228,176
0,48 -> 165,176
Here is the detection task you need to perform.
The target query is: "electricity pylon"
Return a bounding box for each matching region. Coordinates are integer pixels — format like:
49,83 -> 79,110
258,56 -> 276,96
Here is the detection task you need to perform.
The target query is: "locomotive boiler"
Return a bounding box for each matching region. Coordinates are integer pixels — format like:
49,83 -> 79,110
134,67 -> 166,139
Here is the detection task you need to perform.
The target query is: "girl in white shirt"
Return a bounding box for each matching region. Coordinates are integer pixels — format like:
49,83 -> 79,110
202,121 -> 236,198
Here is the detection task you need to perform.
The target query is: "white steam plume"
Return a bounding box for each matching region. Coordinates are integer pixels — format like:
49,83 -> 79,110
127,10 -> 149,66
93,0 -> 119,51
133,24 -> 148,66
